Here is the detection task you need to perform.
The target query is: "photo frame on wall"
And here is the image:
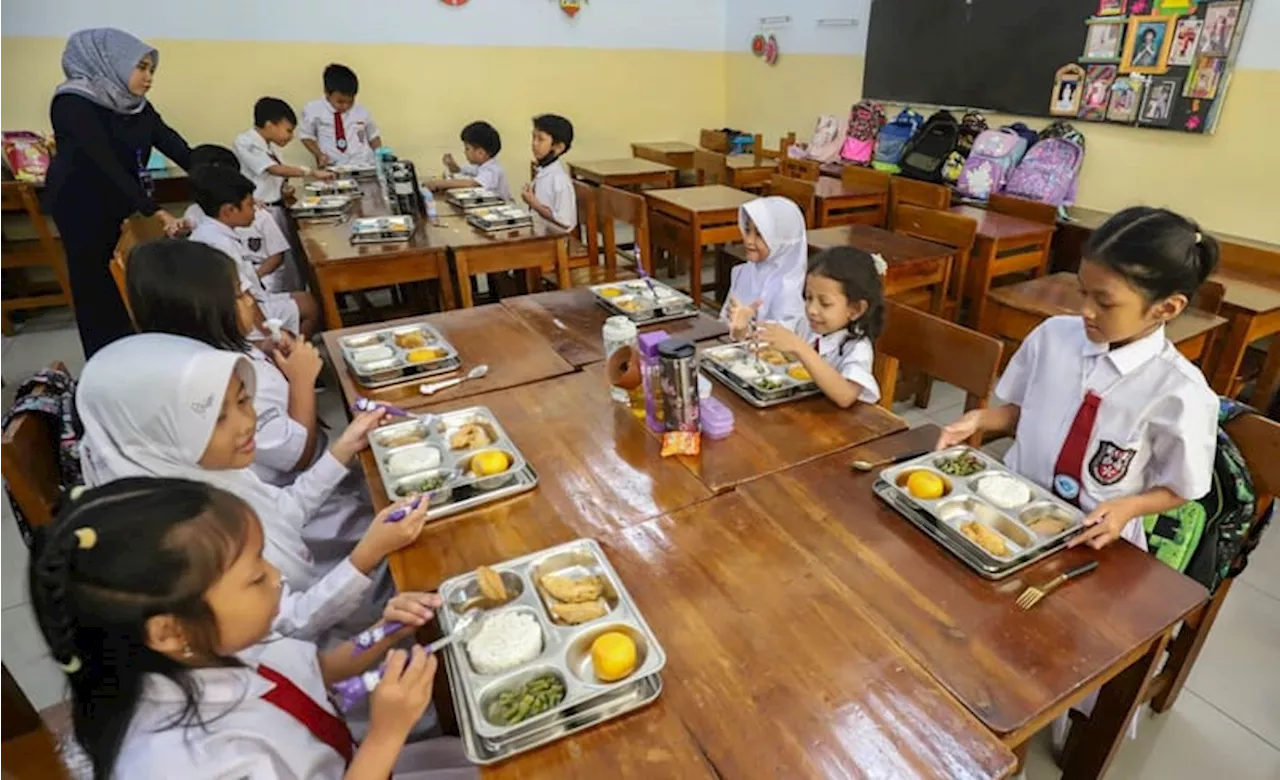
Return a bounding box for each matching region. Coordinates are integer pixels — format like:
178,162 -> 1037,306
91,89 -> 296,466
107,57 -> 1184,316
1097,0 -> 1128,15
1082,18 -> 1127,62
1138,76 -> 1180,125
1050,64 -> 1087,116
1184,55 -> 1226,98
1200,1 -> 1241,56
1106,76 -> 1143,122
1121,15 -> 1177,73
1079,65 -> 1119,120
1168,18 -> 1203,66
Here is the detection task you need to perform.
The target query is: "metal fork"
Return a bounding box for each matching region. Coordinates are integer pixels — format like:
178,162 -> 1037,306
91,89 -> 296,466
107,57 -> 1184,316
1016,560 -> 1099,610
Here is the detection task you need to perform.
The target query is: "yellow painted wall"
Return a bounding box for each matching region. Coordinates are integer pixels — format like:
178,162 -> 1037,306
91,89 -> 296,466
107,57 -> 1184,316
726,52 -> 1280,243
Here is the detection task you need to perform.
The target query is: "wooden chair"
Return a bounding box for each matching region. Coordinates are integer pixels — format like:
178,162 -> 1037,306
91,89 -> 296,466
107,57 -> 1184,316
2,664 -> 70,780
892,203 -> 977,321
887,177 -> 951,230
568,180 -> 600,272
988,193 -> 1058,226
1191,280 -> 1227,374
1,181 -> 72,334
599,185 -> 651,282
109,214 -> 166,325
1,361 -> 68,532
779,157 -> 821,182
873,300 -> 1003,446
699,129 -> 731,154
693,149 -> 730,187
767,175 -> 817,229
841,165 -> 892,193
752,133 -> 797,165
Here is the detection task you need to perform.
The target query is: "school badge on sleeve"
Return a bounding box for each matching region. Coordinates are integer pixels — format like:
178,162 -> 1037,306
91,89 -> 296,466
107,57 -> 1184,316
1089,440 -> 1136,485
248,237 -> 263,252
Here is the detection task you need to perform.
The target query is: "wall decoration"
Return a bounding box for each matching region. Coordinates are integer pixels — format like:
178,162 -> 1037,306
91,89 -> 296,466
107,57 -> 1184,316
751,34 -> 766,56
1168,18 -> 1203,66
1080,64 -> 1118,120
1129,0 -> 1154,12
1199,1 -> 1241,56
1138,76 -> 1179,125
1120,15 -> 1176,73
558,0 -> 584,18
1051,64 -> 1087,116
1184,55 -> 1226,98
1082,18 -> 1127,62
1106,76 -> 1144,122
1156,0 -> 1197,11
764,35 -> 780,66
440,0 -> 470,5
1097,0 -> 1128,15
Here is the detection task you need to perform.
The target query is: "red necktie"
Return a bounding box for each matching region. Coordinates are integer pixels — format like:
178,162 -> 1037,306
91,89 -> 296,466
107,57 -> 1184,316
1051,390 -> 1102,506
333,111 -> 348,152
258,664 -> 354,765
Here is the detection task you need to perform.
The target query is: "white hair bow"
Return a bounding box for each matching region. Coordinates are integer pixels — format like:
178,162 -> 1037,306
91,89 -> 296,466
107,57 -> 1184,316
871,253 -> 888,277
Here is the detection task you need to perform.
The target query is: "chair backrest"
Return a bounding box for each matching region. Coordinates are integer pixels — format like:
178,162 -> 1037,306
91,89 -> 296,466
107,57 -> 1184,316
1194,279 -> 1226,315
598,185 -> 651,278
752,133 -> 796,164
768,175 -> 816,229
1,361 -> 69,532
893,203 -> 977,304
1223,412 -> 1280,552
3,663 -> 71,779
693,149 -> 729,187
779,157 -> 821,182
840,165 -> 892,193
874,300 -> 1003,445
887,176 -> 951,229
699,128 -> 730,153
111,215 -> 165,324
988,192 -> 1058,226
570,179 -> 600,267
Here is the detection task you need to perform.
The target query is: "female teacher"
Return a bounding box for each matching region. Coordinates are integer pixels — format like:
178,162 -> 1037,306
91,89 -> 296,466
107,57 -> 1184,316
44,28 -> 191,358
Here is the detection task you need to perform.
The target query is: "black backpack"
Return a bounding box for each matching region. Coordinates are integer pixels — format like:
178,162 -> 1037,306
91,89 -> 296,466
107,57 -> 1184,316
899,110 -> 961,182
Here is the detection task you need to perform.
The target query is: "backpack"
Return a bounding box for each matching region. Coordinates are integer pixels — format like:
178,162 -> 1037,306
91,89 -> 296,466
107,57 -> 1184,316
802,114 -> 848,163
956,111 -> 988,157
1038,120 -> 1086,152
839,100 -> 886,164
871,108 -> 923,173
2,366 -> 82,547
941,151 -> 966,184
1143,398 -> 1263,593
1002,134 -> 1084,206
956,128 -> 1029,200
1003,122 -> 1040,149
899,110 -> 961,182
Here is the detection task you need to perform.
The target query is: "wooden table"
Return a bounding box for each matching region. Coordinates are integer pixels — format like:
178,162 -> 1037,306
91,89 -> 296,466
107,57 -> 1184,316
425,218 -> 571,309
321,305 -> 575,411
725,154 -> 778,191
738,426 -> 1208,779
500,288 -> 728,367
1207,266 -> 1280,401
949,205 -> 1055,329
806,224 -> 955,314
813,176 -> 889,227
646,185 -> 756,307
569,158 -> 677,190
980,272 -> 1229,365
630,141 -> 698,171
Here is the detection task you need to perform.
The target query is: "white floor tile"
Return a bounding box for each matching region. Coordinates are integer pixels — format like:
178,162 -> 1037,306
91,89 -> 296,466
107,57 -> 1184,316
7,655 -> 69,711
902,409 -> 932,430
2,500 -> 32,609
1239,512 -> 1280,602
0,313 -> 83,391
929,403 -> 966,427
2,604 -> 52,665
921,380 -> 966,416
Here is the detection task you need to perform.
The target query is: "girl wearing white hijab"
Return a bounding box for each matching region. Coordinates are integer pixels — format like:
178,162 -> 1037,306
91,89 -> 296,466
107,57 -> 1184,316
721,196 -> 809,339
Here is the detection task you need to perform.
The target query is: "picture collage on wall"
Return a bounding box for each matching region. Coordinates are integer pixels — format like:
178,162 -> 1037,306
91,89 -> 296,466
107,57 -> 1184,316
1051,0 -> 1249,133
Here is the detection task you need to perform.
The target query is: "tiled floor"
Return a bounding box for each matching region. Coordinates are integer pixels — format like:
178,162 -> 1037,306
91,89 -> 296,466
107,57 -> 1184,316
2,310 -> 1277,778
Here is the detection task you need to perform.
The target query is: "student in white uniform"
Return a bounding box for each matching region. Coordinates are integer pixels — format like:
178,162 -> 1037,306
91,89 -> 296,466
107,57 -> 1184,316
523,113 -> 577,230
721,196 -> 809,339
427,120 -> 511,201
938,206 -> 1219,551
29,479 -> 475,780
757,246 -> 884,407
188,165 -> 320,338
299,64 -> 382,168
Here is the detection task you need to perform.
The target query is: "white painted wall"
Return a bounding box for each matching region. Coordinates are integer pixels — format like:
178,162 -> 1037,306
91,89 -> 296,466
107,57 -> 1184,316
724,0 -> 870,55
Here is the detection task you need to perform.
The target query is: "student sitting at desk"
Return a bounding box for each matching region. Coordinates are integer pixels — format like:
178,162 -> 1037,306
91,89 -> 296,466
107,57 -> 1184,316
300,63 -> 381,168
428,120 -> 511,201
523,113 -> 577,231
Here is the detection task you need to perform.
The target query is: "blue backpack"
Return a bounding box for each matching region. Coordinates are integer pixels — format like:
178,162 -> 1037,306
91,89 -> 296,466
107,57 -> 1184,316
1002,122 -> 1040,149
872,109 -> 924,173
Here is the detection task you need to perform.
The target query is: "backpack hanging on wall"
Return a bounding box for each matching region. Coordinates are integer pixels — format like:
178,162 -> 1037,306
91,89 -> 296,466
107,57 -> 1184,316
871,108 -> 923,173
899,110 -> 960,182
839,100 -> 886,165
956,128 -> 1029,200
956,111 -> 988,157
800,114 -> 848,163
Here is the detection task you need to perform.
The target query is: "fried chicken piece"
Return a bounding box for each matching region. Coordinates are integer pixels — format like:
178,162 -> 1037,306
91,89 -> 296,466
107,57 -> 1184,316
449,423 -> 493,450
961,521 -> 1010,557
550,599 -> 608,625
476,565 -> 508,603
540,573 -> 604,603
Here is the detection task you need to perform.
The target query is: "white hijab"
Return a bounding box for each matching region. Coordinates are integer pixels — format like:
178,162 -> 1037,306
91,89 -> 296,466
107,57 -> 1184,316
723,197 -> 808,331
77,333 -> 317,586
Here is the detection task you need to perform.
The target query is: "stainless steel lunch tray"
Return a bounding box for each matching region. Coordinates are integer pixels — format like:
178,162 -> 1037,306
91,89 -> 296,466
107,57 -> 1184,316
350,215 -> 415,244
590,280 -> 698,324
369,407 -> 531,507
329,163 -> 378,179
290,195 -> 352,219
873,446 -> 1085,579
339,321 -> 459,388
700,342 -> 823,408
466,206 -> 534,233
446,187 -> 506,210
437,539 -> 667,748
304,178 -> 360,195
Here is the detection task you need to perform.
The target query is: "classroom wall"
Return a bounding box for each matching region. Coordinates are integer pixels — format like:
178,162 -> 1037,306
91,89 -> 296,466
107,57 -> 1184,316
724,0 -> 1280,243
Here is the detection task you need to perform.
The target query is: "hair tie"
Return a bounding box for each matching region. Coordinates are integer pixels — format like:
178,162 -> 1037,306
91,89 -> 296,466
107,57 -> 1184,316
68,485 -> 87,501
73,527 -> 98,550
1194,231 -> 1203,245
871,253 -> 888,277
59,656 -> 82,674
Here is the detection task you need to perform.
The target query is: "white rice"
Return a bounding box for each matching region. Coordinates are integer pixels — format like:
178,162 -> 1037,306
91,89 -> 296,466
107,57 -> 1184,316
976,475 -> 1032,509
466,611 -> 543,675
385,446 -> 442,476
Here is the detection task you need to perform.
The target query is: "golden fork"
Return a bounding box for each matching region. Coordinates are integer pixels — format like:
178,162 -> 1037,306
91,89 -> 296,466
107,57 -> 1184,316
1016,560 -> 1098,610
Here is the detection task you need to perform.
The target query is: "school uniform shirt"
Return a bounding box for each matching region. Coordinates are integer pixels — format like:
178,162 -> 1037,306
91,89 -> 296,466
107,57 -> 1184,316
794,320 -> 880,403
234,128 -> 288,204
273,558 -> 373,641
184,204 -> 290,272
531,161 -> 577,231
299,99 -> 379,166
189,219 -> 300,333
460,157 -> 511,201
997,316 -> 1217,547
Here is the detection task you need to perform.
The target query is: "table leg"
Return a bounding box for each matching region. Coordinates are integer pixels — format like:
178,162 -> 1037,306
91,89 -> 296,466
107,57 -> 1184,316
455,253 -> 475,309
1251,336 -> 1280,408
1034,237 -> 1052,278
316,271 -> 344,330
1209,309 -> 1255,396
690,231 -> 704,308
554,237 -> 572,292
437,256 -> 456,311
967,239 -> 997,328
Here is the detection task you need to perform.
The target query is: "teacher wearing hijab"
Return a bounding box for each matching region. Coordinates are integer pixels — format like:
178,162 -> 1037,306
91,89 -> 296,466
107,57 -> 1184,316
44,28 -> 192,358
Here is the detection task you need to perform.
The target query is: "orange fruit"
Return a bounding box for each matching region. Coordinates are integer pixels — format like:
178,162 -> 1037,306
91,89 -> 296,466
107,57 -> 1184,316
906,471 -> 946,500
787,365 -> 811,381
471,450 -> 511,477
590,632 -> 637,682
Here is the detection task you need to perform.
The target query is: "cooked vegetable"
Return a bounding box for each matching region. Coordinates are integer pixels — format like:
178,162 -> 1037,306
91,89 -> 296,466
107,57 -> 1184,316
486,674 -> 567,726
395,473 -> 447,497
936,452 -> 984,477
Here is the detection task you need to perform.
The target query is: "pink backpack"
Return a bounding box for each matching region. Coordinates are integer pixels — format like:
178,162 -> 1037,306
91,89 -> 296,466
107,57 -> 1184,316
1002,137 -> 1084,206
840,100 -> 885,164
801,114 -> 848,163
956,129 -> 1028,199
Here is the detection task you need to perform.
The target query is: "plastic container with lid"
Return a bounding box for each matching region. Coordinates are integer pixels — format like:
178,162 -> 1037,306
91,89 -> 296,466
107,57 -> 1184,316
603,315 -> 639,404
699,395 -> 735,439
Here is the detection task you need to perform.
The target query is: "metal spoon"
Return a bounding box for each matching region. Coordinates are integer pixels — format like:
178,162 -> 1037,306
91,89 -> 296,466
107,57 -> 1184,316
850,449 -> 929,472
419,364 -> 489,396
423,609 -> 489,654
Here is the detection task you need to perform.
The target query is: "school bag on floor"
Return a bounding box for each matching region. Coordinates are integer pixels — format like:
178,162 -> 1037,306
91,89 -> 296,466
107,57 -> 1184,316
1002,124 -> 1085,206
871,108 -> 923,173
956,128 -> 1029,200
799,114 -> 847,163
2,366 -> 82,547
899,110 -> 960,182
839,100 -> 886,165
956,111 -> 988,157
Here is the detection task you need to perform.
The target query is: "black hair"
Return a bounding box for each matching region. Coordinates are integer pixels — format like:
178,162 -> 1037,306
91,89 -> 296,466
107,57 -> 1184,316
1083,205 -> 1219,304
127,238 -> 250,352
189,144 -> 239,171
323,63 -> 359,96
533,113 -> 574,154
806,246 -> 886,345
191,165 -> 255,221
461,121 -> 501,158
28,477 -> 252,780
253,96 -> 296,128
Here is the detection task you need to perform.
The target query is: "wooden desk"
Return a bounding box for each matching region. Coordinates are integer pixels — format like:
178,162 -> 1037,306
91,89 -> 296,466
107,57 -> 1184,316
806,224 -> 955,314
949,205 -> 1055,329
646,185 -> 755,308
500,288 -> 728,367
725,154 -> 778,191
321,305 -> 575,410
630,141 -> 698,171
149,167 -> 191,204
425,218 -> 572,309
813,176 -> 888,227
1207,267 -> 1280,401
981,272 -> 1229,364
570,158 -> 677,190
738,426 -> 1208,779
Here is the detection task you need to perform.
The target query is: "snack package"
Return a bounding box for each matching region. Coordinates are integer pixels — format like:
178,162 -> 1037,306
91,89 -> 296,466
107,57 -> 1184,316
660,431 -> 701,457
2,131 -> 52,183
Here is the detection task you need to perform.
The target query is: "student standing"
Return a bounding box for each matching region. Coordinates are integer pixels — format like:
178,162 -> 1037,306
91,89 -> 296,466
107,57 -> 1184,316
43,27 -> 192,358
299,64 -> 382,168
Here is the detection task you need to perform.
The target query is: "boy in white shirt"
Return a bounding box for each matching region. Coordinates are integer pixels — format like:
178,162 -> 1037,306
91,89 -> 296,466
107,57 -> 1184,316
234,97 -> 335,207
426,121 -> 511,201
299,64 -> 381,168
522,114 -> 577,231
